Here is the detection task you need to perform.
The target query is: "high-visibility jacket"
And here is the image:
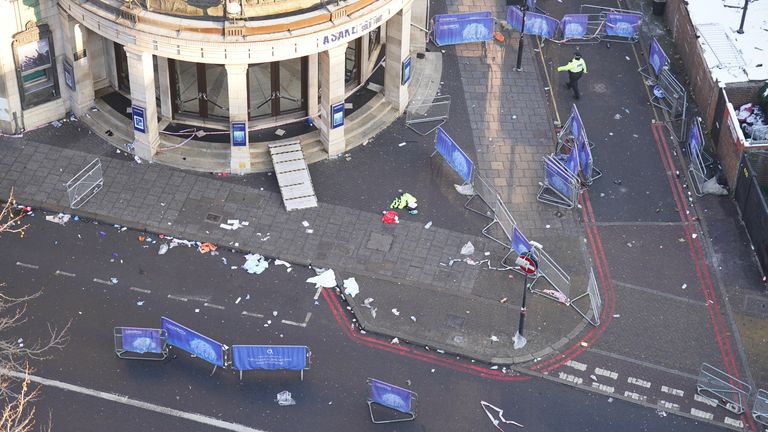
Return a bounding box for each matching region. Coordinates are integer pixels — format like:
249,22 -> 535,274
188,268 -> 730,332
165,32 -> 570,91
390,192 -> 417,209
558,58 -> 587,74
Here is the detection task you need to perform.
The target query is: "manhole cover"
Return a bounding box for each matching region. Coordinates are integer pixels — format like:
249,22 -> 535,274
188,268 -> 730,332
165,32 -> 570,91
445,314 -> 465,330
205,213 -> 222,223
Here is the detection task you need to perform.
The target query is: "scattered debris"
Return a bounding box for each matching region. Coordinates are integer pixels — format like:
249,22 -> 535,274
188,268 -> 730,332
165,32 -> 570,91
306,269 -> 337,288
276,391 -> 296,406
198,242 -> 217,254
613,113 -> 622,120
390,337 -> 400,344
362,298 -> 374,308
490,335 -> 499,342
242,253 -> 269,274
410,316 -> 417,322
110,277 -> 118,284
381,210 -> 399,224
343,277 -> 360,298
481,401 -> 524,430
454,184 -> 475,196
542,289 -> 569,304
391,308 -> 400,316
424,221 -> 433,229
134,156 -> 142,164
461,241 -> 475,256
158,244 -> 169,255
681,283 -> 687,290
275,128 -> 286,137
656,409 -> 667,417
45,214 -> 71,225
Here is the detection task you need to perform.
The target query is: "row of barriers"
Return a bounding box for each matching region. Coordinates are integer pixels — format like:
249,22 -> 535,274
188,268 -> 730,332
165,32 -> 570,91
639,37 -> 689,143
430,126 -> 602,327
697,363 -> 768,427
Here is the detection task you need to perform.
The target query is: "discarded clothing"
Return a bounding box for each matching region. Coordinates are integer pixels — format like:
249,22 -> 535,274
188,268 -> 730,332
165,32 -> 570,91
390,192 -> 418,210
381,211 -> 399,224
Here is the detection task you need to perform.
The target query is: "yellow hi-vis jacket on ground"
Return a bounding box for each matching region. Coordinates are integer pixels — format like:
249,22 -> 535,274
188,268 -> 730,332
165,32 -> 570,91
558,58 -> 587,74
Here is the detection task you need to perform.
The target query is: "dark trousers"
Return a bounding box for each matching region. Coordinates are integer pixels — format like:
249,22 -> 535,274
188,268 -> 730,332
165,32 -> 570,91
566,71 -> 583,98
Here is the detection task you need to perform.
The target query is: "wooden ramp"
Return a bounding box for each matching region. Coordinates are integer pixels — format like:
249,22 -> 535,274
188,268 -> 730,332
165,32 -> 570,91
268,141 -> 318,211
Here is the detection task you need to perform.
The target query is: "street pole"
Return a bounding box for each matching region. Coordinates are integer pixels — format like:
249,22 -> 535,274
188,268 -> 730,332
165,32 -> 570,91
515,5 -> 527,71
736,0 -> 749,34
513,252 -> 535,349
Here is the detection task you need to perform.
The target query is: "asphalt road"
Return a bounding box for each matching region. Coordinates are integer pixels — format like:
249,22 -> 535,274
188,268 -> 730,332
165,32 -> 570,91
0,211 -> 726,431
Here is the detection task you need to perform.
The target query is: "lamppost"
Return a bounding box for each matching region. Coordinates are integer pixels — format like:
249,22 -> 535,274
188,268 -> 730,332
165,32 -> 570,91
515,4 -> 528,71
513,251 -> 537,349
736,0 -> 749,34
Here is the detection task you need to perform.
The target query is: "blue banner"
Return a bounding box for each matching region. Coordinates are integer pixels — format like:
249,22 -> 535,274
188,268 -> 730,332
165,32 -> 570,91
435,127 -> 473,183
570,104 -> 586,148
605,13 -> 641,38
564,145 -> 580,177
232,345 -> 307,371
369,379 -> 413,414
545,157 -> 575,199
132,106 -> 146,134
121,327 -> 162,354
526,0 -> 536,11
331,102 -> 344,129
402,56 -> 412,86
649,37 -> 669,76
561,14 -> 588,39
524,12 -> 559,39
506,6 -> 524,32
231,122 -> 247,147
433,11 -> 494,46
161,317 -> 224,367
512,226 -> 532,255
689,118 -> 702,157
578,136 -> 593,180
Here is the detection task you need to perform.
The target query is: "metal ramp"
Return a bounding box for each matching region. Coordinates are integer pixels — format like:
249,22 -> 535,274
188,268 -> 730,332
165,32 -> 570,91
268,141 -> 318,211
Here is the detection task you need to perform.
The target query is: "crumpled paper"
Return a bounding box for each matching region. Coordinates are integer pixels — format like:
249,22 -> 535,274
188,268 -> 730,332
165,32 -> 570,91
306,269 -> 337,288
242,253 -> 269,274
343,277 -> 359,298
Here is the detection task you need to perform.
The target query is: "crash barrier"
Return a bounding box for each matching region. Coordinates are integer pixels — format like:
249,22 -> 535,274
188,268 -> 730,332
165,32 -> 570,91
537,155 -> 580,208
754,389 -> 768,427
232,345 -> 311,381
432,11 -> 494,47
734,154 -> 768,279
686,117 -> 714,197
578,5 -> 642,43
650,68 -> 688,143
406,95 -> 451,136
65,158 -> 103,209
114,327 -> 168,360
464,173 -> 501,218
569,268 -> 601,326
367,378 -> 418,423
696,363 -> 751,415
638,37 -> 670,81
117,317 -> 311,379
432,127 -> 474,184
483,197 -> 517,248
557,104 -> 601,185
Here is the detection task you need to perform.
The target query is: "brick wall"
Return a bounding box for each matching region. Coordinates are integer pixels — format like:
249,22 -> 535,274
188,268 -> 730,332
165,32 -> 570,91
716,102 -> 745,188
725,81 -> 766,110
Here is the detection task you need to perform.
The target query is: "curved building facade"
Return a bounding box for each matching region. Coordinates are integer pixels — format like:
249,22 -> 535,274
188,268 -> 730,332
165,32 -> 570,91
0,0 -> 428,173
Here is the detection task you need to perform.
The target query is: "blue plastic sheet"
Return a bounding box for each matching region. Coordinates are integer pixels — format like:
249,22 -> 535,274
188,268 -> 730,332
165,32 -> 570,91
121,327 -> 162,354
435,127 -> 473,183
506,7 -> 524,32
689,118 -> 702,157
523,12 -> 559,38
369,379 -> 413,414
232,345 -> 307,371
649,37 -> 669,76
161,317 -> 224,367
605,13 -> 641,38
433,11 -> 494,46
561,14 -> 588,39
512,226 -> 532,255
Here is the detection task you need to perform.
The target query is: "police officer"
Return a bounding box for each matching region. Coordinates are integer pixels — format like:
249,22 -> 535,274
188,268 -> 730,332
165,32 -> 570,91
557,52 -> 587,99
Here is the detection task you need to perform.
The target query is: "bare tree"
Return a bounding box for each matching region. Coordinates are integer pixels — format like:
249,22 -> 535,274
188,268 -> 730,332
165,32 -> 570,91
1,188 -> 69,432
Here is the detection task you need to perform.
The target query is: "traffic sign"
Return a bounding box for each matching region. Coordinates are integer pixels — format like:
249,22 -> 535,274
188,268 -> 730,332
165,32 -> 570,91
516,254 -> 538,275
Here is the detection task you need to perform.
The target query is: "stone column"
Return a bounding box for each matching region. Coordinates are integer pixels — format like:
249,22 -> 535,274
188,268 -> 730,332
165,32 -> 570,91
226,64 -> 250,174
385,2 -> 412,114
410,0 -> 427,53
318,44 -> 346,157
0,0 -> 20,133
59,13 -> 95,116
125,48 -> 159,160
307,53 -> 319,118
156,57 -> 173,119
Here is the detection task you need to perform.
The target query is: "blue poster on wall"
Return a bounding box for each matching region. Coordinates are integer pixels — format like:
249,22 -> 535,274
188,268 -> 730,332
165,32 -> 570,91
523,12 -> 559,39
649,37 -> 669,76
369,379 -> 414,414
512,226 -> 533,255
161,317 -> 224,367
435,127 -> 473,183
561,14 -> 588,39
402,56 -> 412,86
232,345 -> 307,371
689,118 -> 702,157
63,60 -> 76,91
121,327 -> 162,354
605,13 -> 641,38
506,6 -> 524,32
231,122 -> 247,147
132,106 -> 146,134
433,11 -> 494,46
545,157 -> 575,199
331,102 -> 345,129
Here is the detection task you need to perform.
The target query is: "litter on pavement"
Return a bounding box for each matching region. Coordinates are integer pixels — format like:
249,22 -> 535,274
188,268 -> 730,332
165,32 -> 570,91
460,241 -> 475,255
45,213 -> 71,225
381,210 -> 399,224
454,184 -> 475,196
343,277 -> 359,298
198,242 -> 217,254
158,244 -> 169,255
242,253 -> 269,274
306,269 -> 337,288
276,391 -> 296,406
481,401 -> 524,430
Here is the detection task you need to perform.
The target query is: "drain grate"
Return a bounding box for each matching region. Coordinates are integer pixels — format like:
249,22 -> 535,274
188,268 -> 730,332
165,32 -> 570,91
205,213 -> 222,223
445,314 -> 465,330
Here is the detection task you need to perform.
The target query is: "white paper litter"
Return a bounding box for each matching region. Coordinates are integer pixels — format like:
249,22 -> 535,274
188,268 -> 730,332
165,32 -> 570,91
45,214 -> 71,225
306,269 -> 337,288
454,183 -> 475,196
490,335 -> 500,342
391,308 -> 400,316
276,391 -> 295,406
424,221 -> 433,229
158,244 -> 169,255
275,128 -> 286,136
390,337 -> 400,344
343,277 -> 360,298
242,253 -> 269,274
275,259 -> 291,268
461,241 -> 475,256
302,221 -> 310,227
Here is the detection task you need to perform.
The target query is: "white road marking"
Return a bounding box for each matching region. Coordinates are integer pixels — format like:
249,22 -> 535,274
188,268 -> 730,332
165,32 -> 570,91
627,377 -> 651,388
241,311 -> 264,318
724,417 -> 743,427
281,312 -> 312,328
130,287 -> 151,294
623,391 -> 647,402
558,372 -> 583,385
0,369 -> 268,432
661,385 -> 685,397
16,262 -> 39,269
167,295 -> 189,302
658,400 -> 680,411
690,408 -> 713,420
587,348 -> 699,380
565,360 -> 587,371
594,368 -> 618,380
55,270 -> 76,277
204,303 -> 225,310
313,287 -> 323,301
93,278 -> 113,286
694,394 -> 718,407
591,382 -> 614,393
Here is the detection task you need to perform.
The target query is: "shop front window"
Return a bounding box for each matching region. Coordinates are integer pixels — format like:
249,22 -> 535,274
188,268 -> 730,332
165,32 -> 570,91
345,38 -> 361,88
14,23 -> 60,109
247,58 -> 306,120
171,60 -> 228,118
